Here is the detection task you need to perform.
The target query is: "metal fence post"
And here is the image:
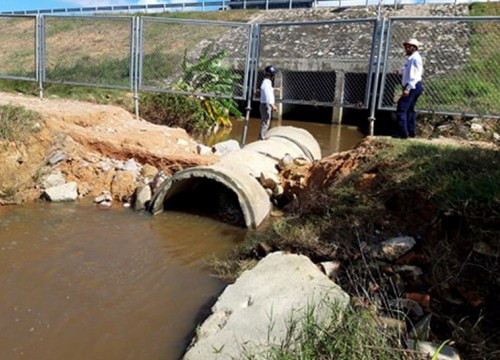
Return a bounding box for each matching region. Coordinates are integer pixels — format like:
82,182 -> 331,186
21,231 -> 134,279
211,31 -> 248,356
133,17 -> 141,120
368,17 -> 386,136
241,24 -> 260,146
38,15 -> 45,99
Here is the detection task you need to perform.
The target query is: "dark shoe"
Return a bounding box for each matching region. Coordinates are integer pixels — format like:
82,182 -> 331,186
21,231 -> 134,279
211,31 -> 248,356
409,132 -> 416,138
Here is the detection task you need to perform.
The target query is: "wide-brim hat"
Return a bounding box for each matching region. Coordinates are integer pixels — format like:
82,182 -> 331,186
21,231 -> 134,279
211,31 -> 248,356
404,38 -> 421,49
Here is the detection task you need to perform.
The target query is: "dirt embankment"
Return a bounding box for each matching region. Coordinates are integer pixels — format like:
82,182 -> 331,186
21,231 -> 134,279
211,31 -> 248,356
1,90 -> 498,206
0,91 -> 217,204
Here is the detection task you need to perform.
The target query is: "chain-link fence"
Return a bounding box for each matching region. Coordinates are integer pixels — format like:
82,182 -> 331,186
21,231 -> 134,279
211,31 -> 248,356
42,16 -> 134,89
379,16 -> 500,118
256,19 -> 378,108
0,13 -> 498,124
0,15 -> 38,81
139,17 -> 252,100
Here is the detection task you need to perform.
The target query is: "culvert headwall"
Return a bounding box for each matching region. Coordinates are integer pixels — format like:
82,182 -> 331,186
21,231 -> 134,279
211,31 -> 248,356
148,126 -> 321,228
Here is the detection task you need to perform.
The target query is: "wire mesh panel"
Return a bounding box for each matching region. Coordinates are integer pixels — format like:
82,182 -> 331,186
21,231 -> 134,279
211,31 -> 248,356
42,16 -> 134,89
379,16 -> 500,118
139,18 -> 252,100
0,15 -> 37,80
255,19 -> 378,107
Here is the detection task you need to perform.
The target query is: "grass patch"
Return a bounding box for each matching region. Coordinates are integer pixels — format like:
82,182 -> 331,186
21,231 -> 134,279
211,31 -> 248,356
420,3 -> 500,115
45,56 -> 131,87
214,137 -> 499,359
243,302 -> 419,360
0,79 -> 134,110
139,9 -> 259,22
0,104 -> 41,142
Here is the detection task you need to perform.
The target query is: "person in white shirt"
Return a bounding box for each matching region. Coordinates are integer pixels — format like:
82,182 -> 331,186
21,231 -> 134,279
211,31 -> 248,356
259,65 -> 279,140
396,38 -> 423,139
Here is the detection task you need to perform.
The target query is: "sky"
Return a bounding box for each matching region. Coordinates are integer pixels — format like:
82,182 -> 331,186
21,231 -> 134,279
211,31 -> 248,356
0,0 -> 174,13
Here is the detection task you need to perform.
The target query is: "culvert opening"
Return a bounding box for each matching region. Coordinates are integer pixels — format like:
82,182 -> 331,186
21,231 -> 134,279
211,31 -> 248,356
162,178 -> 246,228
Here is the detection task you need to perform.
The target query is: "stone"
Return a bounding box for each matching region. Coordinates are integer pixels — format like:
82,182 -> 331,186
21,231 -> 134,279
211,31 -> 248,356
140,164 -> 158,179
121,158 -> 141,174
196,143 -> 213,155
41,170 -> 66,189
133,185 -> 152,211
212,139 -> 241,156
94,191 -> 112,203
111,171 -> 136,201
379,236 -> 416,261
48,151 -> 66,165
42,182 -> 78,202
407,340 -> 461,360
183,252 -> 349,360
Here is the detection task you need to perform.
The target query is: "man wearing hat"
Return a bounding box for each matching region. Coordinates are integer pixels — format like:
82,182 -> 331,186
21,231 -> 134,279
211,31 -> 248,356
396,38 -> 423,138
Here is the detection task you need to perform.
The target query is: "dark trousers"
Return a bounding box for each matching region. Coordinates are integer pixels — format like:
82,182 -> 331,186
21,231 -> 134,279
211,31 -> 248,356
396,81 -> 423,137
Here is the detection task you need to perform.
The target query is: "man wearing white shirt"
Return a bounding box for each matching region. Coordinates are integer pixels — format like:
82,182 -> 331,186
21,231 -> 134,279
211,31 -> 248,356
396,38 -> 423,139
259,65 -> 279,140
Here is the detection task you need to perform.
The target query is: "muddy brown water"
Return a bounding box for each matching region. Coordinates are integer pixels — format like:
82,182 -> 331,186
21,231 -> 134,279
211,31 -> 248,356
0,121 -> 363,360
202,118 -> 364,157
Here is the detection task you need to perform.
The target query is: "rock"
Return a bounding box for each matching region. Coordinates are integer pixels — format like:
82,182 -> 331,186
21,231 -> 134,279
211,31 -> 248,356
133,185 -> 152,211
42,182 -> 78,202
212,139 -> 241,156
41,170 -> 66,189
278,153 -> 294,169
183,252 -> 349,360
94,191 -> 112,204
47,151 -> 66,165
378,236 -> 416,261
121,158 -> 141,174
393,265 -> 423,278
141,164 -> 158,179
470,123 -> 484,133
196,143 -> 213,155
407,340 -> 461,360
110,171 -> 136,201
318,261 -> 340,279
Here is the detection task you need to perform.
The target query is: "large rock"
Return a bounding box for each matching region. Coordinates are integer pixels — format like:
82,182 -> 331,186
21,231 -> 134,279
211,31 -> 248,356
183,252 -> 349,360
42,182 -> 78,202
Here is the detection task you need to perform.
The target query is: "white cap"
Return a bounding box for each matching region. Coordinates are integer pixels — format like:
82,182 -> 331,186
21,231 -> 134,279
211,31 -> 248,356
403,38 -> 421,49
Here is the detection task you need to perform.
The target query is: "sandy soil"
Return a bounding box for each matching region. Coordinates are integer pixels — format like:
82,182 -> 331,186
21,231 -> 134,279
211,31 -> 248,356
0,91 -> 217,204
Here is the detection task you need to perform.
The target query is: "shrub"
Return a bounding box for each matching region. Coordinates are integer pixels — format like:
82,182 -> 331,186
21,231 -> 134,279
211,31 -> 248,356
139,92 -> 209,133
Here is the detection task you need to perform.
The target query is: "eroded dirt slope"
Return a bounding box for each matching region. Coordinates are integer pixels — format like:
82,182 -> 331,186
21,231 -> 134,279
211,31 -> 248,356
0,91 -> 217,204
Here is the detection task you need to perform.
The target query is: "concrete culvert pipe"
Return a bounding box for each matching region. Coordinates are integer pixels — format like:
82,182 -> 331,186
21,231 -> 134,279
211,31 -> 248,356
148,164 -> 271,229
148,126 -> 321,228
266,126 -> 322,161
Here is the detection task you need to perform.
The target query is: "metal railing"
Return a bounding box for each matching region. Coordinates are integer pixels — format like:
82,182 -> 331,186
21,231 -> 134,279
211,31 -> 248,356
1,0 -> 497,15
0,12 -> 498,141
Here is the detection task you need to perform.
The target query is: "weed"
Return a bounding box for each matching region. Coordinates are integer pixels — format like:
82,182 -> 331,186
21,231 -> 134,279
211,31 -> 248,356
242,301 -> 418,359
0,105 -> 41,143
